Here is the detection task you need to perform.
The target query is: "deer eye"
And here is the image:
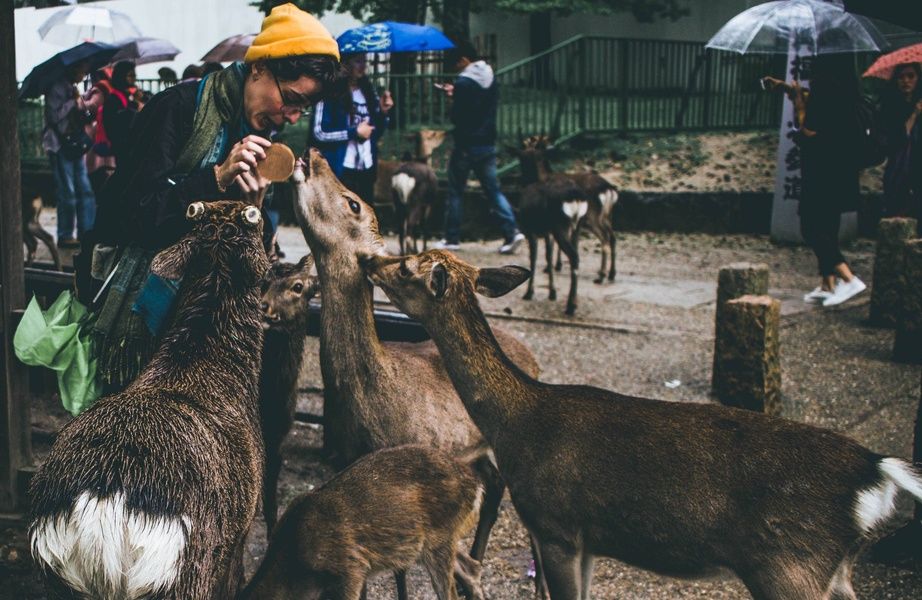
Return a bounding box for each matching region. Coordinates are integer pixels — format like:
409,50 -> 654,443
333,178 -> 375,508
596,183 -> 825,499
292,281 -> 304,294
348,199 -> 361,214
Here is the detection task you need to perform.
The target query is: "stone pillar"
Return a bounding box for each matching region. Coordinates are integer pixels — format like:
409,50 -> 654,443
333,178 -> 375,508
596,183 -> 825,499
893,239 -> 922,363
714,295 -> 782,415
870,218 -> 917,327
712,262 -> 770,391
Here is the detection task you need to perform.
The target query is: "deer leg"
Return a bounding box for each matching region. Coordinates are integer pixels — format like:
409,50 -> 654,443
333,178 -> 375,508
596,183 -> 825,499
531,535 -> 549,600
587,220 -> 607,284
426,545 -> 460,600
454,551 -> 484,600
263,445 -> 282,533
608,224 -> 616,281
579,552 -> 595,600
24,233 -> 37,267
552,229 -> 579,316
536,542 -> 581,600
395,570 -> 409,600
399,218 -> 408,255
545,234 -> 557,301
331,574 -> 367,600
524,235 -> 537,301
554,229 -> 565,272
469,459 -> 504,561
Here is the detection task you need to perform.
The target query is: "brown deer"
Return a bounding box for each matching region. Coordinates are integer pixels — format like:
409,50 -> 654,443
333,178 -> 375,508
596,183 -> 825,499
365,249 -> 922,600
392,129 -> 447,254
292,149 -> 541,593
22,192 -> 62,270
242,444 -> 487,600
30,201 -> 270,600
259,254 -> 320,533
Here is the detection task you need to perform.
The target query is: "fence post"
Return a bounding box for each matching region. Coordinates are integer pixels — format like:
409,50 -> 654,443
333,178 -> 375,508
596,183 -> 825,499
702,50 -> 713,129
870,217 -> 917,327
712,262 -> 770,392
893,239 -> 922,364
619,38 -> 629,132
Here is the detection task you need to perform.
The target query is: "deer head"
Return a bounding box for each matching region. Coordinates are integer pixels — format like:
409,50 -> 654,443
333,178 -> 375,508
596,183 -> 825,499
260,254 -> 320,331
293,149 -> 387,262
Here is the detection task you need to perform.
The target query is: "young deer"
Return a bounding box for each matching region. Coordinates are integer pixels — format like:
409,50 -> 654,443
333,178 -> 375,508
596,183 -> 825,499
259,254 -> 320,533
22,193 -> 62,270
392,129 -> 447,254
366,249 -> 922,600
242,444 -> 487,600
30,201 -> 270,599
292,149 -> 541,593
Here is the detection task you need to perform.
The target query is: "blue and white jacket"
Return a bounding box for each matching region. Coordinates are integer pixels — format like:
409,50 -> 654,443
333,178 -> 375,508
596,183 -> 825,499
310,79 -> 389,178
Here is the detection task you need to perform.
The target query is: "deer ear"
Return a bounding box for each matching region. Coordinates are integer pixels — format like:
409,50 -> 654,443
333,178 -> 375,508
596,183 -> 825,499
429,262 -> 449,299
475,266 -> 530,298
150,238 -> 195,281
297,253 -> 315,273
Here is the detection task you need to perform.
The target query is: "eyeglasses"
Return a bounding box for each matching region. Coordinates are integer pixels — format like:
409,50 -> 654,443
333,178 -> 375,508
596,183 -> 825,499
273,73 -> 313,116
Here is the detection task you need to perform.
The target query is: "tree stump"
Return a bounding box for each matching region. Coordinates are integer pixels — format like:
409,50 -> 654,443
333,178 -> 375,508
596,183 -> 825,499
870,218 -> 917,327
714,294 -> 782,415
712,262 -> 770,392
893,239 -> 922,363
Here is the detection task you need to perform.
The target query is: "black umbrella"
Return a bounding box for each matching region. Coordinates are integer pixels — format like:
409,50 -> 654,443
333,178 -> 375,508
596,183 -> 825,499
18,41 -> 119,99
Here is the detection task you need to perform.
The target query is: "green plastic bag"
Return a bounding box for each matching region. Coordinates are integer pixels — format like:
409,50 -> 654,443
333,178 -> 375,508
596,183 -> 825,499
13,291 -> 102,416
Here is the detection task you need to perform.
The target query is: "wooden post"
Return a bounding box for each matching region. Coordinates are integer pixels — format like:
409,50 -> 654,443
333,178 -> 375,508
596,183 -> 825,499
712,262 -> 770,391
893,239 -> 922,364
714,295 -> 782,415
1,0 -> 33,512
870,218 -> 917,328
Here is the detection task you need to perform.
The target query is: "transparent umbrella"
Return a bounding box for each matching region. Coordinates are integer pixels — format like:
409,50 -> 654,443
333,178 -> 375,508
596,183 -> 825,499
38,5 -> 142,46
706,0 -> 887,55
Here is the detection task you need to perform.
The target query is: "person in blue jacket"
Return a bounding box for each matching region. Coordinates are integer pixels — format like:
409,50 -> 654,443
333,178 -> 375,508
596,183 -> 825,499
311,52 -> 393,203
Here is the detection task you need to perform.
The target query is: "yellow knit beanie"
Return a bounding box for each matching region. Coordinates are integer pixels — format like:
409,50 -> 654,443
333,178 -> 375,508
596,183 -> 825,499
245,3 -> 340,63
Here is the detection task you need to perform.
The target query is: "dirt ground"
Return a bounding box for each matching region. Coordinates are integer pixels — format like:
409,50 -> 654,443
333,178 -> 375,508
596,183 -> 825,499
4,225 -> 922,599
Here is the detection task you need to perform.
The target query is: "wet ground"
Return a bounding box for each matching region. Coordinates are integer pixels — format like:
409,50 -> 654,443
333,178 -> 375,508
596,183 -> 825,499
3,225 -> 922,599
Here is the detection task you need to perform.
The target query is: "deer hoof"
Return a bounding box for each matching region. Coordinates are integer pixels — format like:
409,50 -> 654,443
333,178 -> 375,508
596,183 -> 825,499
548,290 -> 557,301
565,304 -> 576,316
554,263 -> 563,272
593,275 -> 604,285
523,291 -> 534,301
609,272 -> 616,282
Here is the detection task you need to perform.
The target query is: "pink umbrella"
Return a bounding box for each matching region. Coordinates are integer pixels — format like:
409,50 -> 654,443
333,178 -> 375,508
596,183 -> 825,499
863,43 -> 922,79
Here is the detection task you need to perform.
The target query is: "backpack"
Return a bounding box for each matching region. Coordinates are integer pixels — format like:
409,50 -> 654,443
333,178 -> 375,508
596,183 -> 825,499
855,95 -> 886,169
92,87 -> 128,158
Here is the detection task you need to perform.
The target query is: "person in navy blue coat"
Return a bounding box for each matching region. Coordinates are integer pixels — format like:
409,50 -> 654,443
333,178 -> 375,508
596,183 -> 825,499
311,52 -> 393,203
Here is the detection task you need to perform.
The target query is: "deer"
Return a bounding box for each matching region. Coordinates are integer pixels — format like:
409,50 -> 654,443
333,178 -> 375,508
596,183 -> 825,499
365,248 -> 922,600
242,444 -> 488,600
30,201 -> 270,600
22,191 -> 62,270
392,129 -> 447,254
259,254 -> 320,533
292,148 -> 542,598
513,135 -> 619,285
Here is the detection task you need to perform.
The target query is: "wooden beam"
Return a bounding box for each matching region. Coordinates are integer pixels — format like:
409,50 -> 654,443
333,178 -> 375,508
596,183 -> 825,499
0,0 -> 33,512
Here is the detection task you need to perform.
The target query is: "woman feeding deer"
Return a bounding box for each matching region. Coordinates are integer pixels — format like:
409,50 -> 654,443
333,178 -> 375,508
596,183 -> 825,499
85,2 -> 340,392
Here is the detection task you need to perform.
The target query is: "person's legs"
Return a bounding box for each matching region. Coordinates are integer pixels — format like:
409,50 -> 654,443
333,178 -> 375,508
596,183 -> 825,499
51,152 -> 77,241
470,146 -> 519,242
73,156 -> 96,237
444,148 -> 471,245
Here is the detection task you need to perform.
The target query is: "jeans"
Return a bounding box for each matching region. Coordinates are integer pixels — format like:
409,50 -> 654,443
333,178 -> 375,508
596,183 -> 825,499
445,145 -> 518,244
50,151 -> 96,240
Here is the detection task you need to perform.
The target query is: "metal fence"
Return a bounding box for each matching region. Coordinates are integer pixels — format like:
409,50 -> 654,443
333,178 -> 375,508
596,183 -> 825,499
18,35 -> 785,167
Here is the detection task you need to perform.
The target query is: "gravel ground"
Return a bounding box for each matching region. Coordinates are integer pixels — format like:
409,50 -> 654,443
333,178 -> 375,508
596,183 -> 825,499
3,229 -> 921,599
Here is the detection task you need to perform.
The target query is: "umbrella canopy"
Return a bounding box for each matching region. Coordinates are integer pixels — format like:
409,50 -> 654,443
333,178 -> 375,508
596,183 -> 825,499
337,21 -> 454,54
863,43 -> 922,79
38,5 -> 142,46
200,33 -> 257,63
18,41 -> 119,99
706,0 -> 887,55
111,37 -> 181,66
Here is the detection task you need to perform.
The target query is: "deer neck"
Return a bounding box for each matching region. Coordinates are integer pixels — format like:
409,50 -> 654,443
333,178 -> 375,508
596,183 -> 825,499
420,297 -> 534,443
314,252 -> 387,389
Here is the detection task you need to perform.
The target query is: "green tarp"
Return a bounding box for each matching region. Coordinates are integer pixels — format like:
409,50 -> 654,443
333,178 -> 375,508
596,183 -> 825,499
13,291 -> 101,416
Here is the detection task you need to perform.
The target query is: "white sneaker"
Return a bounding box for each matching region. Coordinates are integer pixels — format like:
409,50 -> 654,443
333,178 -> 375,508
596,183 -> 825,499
822,277 -> 867,307
803,286 -> 833,304
499,232 -> 525,255
432,239 -> 461,251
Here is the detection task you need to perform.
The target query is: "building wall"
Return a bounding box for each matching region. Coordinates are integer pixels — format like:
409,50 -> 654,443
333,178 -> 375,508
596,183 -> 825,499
471,0 -> 760,67
15,0 -> 361,81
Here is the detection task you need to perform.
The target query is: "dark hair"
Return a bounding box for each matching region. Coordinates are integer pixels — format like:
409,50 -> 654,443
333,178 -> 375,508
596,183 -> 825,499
201,62 -> 225,76
260,54 -> 339,86
158,67 -> 177,83
445,40 -> 479,65
882,62 -> 922,117
182,64 -> 204,80
890,62 -> 922,93
111,60 -> 136,91
90,68 -> 110,84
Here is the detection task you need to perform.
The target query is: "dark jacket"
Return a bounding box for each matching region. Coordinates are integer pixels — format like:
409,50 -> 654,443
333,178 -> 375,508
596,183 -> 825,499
798,88 -> 860,213
310,78 -> 389,178
450,61 -> 499,148
101,87 -> 137,164
94,82 -> 274,250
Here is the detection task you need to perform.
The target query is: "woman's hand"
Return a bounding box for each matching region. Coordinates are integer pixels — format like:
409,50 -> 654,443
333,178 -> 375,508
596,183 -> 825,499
380,90 -> 394,113
235,169 -> 271,208
356,119 -> 375,141
215,135 -> 272,191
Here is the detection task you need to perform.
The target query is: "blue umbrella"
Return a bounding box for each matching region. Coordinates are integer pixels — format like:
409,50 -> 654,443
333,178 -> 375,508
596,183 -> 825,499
337,21 -> 455,54
19,41 -> 119,99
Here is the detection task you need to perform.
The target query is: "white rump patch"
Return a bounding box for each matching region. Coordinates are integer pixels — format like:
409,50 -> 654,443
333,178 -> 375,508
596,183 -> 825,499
392,173 -> 416,205
854,458 -> 922,534
31,491 -> 189,599
562,200 -> 589,221
598,189 -> 619,214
